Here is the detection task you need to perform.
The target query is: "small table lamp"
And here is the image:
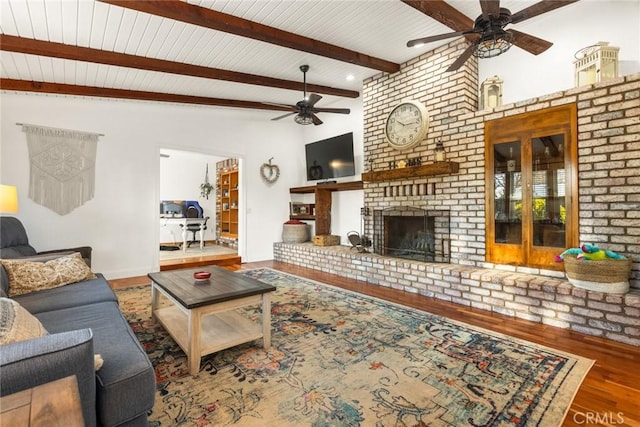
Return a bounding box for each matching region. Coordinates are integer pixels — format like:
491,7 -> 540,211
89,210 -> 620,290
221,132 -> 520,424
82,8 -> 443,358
0,185 -> 19,213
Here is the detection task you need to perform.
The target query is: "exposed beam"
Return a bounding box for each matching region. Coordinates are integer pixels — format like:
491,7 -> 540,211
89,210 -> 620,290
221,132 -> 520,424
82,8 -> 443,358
401,0 -> 474,32
0,35 -> 359,99
510,1 -> 579,25
401,0 -> 478,42
0,79 -> 294,112
99,0 -> 400,74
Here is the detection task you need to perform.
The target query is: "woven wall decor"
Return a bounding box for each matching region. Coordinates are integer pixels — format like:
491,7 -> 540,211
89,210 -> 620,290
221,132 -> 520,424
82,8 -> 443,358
21,124 -> 101,215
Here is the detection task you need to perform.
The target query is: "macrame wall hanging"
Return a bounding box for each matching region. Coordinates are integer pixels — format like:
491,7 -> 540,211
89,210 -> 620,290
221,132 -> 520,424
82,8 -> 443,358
21,124 -> 101,215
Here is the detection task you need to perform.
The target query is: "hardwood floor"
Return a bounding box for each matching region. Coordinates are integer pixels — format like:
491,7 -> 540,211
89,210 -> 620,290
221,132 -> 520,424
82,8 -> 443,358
109,260 -> 640,426
159,253 -> 241,271
157,243 -> 241,271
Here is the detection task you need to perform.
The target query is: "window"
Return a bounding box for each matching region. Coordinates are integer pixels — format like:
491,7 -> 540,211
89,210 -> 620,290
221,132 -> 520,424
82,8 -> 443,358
485,105 -> 578,270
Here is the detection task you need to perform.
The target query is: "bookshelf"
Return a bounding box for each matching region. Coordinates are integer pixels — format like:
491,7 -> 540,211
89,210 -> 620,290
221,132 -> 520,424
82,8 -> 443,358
219,169 -> 239,238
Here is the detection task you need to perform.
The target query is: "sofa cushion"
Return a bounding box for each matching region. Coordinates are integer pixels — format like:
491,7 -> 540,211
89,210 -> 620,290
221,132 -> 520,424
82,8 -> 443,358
0,268 -> 8,298
0,217 -> 37,258
14,273 -> 118,314
0,297 -> 48,345
2,252 -> 96,297
35,301 -> 156,427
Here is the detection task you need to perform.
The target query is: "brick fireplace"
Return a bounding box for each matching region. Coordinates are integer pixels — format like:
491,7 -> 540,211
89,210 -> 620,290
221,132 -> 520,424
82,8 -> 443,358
276,39 -> 639,346
359,39 -> 638,292
372,207 -> 450,263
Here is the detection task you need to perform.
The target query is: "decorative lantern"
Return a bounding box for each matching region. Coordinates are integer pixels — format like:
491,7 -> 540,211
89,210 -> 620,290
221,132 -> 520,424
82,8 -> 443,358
574,42 -> 619,87
434,140 -> 446,163
480,75 -> 503,110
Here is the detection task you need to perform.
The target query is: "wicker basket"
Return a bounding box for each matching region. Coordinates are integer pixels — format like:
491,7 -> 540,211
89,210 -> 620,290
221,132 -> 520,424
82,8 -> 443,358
313,234 -> 340,246
282,223 -> 309,243
563,254 -> 632,293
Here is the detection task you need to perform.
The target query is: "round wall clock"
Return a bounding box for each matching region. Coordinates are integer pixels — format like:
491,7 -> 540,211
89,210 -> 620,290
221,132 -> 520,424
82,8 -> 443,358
384,100 -> 430,151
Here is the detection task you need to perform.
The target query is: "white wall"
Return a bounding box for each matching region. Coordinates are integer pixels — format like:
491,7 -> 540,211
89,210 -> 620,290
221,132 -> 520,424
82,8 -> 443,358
298,97 -> 365,244
479,0 -> 640,105
158,149 -> 225,244
0,93 -> 304,278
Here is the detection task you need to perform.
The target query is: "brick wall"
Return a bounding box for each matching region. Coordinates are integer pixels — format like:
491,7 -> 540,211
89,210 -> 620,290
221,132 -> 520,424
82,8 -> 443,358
274,242 -> 640,346
361,39 -> 639,290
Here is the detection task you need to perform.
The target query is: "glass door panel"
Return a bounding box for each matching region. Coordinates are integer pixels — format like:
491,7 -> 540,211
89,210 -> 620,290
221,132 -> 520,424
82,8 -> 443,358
531,134 -> 566,248
493,141 -> 522,245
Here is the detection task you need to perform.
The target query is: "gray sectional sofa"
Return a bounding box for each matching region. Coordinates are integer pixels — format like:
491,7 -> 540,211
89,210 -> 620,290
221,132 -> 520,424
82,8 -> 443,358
0,217 -> 155,426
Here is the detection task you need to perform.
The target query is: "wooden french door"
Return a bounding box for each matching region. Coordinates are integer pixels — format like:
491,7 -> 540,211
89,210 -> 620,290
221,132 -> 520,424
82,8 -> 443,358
485,105 -> 578,270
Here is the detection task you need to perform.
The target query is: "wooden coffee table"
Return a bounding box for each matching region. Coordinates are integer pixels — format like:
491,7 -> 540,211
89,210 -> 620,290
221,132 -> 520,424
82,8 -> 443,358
148,266 -> 276,375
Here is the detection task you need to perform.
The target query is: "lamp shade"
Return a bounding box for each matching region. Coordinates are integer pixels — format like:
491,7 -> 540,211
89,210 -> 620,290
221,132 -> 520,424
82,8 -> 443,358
0,185 -> 19,213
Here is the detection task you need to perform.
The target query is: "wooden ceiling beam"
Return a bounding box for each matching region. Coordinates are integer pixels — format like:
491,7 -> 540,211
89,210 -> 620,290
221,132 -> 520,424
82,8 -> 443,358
99,0 -> 400,74
0,79 -> 294,112
0,35 -> 359,99
401,0 -> 477,41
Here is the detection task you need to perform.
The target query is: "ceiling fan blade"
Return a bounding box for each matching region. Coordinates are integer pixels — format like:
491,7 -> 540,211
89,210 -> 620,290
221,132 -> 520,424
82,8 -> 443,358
307,93 -> 322,107
407,30 -> 468,47
480,0 -> 500,20
271,112 -> 298,121
401,0 -> 474,32
311,113 -> 323,126
312,107 -> 350,115
510,0 -> 578,24
262,101 -> 297,109
508,29 -> 553,55
446,42 -> 477,72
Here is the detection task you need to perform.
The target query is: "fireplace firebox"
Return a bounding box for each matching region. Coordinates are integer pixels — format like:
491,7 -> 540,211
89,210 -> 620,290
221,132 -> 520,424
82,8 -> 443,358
373,207 -> 450,263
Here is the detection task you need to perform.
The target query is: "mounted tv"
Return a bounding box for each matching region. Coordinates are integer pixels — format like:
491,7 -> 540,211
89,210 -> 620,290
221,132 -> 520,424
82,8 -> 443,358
305,132 -> 355,181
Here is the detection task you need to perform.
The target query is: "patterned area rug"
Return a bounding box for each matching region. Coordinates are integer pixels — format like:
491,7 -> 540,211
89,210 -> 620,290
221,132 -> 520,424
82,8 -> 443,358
117,268 -> 593,426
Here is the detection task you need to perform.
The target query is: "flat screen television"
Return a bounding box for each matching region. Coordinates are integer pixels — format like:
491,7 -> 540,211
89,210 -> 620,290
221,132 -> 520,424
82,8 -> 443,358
305,132 -> 355,181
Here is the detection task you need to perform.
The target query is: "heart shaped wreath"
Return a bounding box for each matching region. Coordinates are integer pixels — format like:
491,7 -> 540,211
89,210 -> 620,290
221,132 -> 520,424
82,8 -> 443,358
260,158 -> 280,183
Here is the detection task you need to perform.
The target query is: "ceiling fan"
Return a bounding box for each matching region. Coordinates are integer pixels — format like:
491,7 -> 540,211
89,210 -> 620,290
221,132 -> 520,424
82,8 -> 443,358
268,65 -> 350,125
404,0 -> 578,71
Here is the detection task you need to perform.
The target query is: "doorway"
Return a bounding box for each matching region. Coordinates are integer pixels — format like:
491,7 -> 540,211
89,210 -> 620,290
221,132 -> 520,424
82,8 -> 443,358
158,148 -> 241,270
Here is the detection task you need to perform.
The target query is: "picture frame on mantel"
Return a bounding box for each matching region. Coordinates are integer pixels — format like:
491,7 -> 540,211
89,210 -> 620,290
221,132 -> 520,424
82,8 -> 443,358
290,202 -> 315,217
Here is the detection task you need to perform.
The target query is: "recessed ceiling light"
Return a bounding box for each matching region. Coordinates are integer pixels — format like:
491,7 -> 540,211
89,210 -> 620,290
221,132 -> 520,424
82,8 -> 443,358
346,74 -> 355,81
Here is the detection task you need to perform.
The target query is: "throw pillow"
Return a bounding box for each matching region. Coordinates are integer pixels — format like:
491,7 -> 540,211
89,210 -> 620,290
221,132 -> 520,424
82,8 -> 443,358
0,297 -> 104,370
1,252 -> 97,297
94,354 -> 104,371
0,297 -> 48,345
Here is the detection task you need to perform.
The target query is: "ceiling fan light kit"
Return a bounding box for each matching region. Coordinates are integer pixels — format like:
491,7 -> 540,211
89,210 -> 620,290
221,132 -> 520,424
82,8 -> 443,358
294,114 -> 314,125
475,30 -> 513,59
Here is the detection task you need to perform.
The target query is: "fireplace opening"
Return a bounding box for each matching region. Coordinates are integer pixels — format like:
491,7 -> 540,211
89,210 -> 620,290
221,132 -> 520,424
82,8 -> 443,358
373,207 -> 450,263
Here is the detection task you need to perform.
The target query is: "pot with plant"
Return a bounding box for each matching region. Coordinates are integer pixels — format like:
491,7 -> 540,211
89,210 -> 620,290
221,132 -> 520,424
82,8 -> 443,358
200,165 -> 213,199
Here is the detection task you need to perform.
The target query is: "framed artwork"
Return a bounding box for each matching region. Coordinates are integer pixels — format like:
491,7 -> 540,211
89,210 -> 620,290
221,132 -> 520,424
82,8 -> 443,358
290,203 -> 315,217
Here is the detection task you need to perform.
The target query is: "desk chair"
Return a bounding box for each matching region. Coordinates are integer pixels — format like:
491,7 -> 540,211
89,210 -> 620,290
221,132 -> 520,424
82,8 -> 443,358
181,206 -> 208,248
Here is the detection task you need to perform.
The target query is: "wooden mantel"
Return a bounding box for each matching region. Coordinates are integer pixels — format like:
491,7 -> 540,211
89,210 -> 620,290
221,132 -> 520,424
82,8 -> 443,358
361,162 -> 459,182
289,181 -> 363,194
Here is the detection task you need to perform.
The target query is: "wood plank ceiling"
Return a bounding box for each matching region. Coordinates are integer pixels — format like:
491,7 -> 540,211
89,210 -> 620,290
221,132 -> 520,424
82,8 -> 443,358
0,0 -> 551,119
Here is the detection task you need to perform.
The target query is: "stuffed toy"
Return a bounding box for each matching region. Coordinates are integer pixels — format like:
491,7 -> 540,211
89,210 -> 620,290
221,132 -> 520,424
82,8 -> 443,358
555,244 -> 626,262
